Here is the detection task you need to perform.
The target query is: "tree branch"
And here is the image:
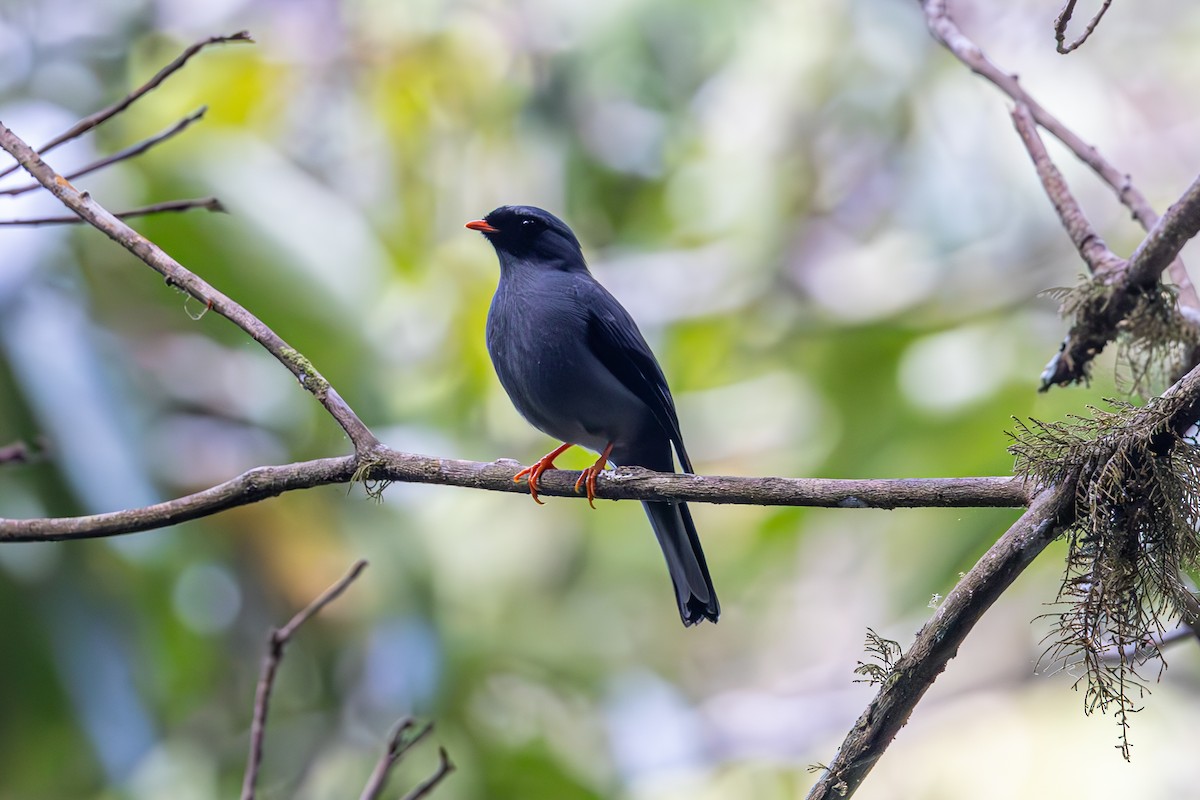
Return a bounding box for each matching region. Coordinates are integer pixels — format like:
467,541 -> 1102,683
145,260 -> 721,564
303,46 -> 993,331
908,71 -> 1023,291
0,449 -> 1031,542
0,121 -> 379,453
1125,172 -> 1200,289
0,196 -> 224,226
920,0 -> 1198,309
811,352 -> 1200,798
358,719 -> 434,800
0,107 -> 208,196
806,482 -> 1076,799
0,456 -> 356,541
920,0 -> 1200,387
399,748 -> 455,800
241,559 -> 369,800
1040,172 -> 1200,390
1010,103 -> 1125,276
1054,0 -> 1114,55
0,31 -> 252,180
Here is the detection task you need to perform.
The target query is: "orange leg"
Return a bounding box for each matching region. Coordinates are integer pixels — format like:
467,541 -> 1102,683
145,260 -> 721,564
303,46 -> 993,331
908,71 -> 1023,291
573,442 -> 614,509
513,442 -> 574,504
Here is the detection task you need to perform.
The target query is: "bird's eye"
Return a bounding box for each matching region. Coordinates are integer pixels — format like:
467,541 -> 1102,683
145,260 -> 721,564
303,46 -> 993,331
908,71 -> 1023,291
521,219 -> 536,227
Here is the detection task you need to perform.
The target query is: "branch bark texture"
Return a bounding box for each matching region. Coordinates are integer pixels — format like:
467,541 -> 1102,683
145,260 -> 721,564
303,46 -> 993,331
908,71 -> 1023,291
0,449 -> 1030,542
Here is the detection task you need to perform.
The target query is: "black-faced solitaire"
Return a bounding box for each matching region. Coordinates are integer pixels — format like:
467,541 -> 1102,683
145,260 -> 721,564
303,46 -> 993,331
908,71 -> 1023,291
467,205 -> 719,626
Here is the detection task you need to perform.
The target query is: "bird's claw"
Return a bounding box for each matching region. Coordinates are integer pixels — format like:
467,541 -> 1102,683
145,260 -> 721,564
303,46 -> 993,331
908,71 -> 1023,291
573,443 -> 614,509
513,464 -> 546,505
514,442 -> 573,505
573,467 -> 601,509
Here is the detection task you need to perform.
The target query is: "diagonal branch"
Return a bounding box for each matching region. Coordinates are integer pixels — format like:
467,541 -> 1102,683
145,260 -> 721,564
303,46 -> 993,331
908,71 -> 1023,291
0,449 -> 1031,542
359,719 -> 434,800
804,483 -> 1075,799
0,31 -> 252,180
242,559 -> 369,800
0,107 -> 208,196
0,121 -> 379,453
0,196 -> 225,226
1125,173 -> 1200,289
810,354 -> 1200,798
1010,103 -> 1125,276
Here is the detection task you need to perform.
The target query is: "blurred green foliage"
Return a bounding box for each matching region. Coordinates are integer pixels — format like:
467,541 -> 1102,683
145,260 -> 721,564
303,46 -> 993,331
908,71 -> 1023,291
2,1 -> 1199,798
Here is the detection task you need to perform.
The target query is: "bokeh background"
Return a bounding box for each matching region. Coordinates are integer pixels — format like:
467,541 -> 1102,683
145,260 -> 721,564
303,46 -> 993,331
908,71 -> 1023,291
2,0 -> 1200,797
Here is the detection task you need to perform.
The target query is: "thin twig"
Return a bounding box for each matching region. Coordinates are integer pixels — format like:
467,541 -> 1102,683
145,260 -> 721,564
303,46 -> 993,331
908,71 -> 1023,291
241,559 -> 369,800
920,0 -> 1199,310
0,196 -> 224,226
0,448 -> 1031,542
359,719 -> 435,800
1054,0 -> 1114,54
1010,104 -> 1125,276
0,31 -> 252,180
0,121 -> 380,453
400,748 -> 455,800
0,107 -> 208,196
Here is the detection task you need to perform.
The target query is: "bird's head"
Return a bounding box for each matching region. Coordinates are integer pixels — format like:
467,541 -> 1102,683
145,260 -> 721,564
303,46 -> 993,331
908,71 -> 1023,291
466,205 -> 587,272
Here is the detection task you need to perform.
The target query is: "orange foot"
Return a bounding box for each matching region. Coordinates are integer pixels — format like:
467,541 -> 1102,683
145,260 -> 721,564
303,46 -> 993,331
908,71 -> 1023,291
573,443 -> 614,509
514,442 -> 573,504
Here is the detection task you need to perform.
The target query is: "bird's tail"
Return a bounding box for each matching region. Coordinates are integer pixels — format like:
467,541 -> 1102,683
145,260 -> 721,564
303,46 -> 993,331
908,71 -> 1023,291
642,501 -> 719,626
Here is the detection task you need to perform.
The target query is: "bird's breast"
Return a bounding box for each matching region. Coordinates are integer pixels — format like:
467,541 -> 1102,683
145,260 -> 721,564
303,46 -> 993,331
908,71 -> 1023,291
486,277 -> 653,453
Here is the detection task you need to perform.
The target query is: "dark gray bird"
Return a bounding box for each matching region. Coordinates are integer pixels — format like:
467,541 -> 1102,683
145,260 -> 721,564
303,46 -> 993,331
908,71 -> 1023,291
467,205 -> 719,627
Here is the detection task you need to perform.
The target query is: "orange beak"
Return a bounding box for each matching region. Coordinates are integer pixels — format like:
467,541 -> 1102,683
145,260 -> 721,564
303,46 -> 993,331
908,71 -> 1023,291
465,219 -> 498,233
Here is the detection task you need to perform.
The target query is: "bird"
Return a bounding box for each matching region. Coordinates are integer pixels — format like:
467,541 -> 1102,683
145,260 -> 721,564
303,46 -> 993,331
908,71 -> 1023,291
466,204 -> 719,627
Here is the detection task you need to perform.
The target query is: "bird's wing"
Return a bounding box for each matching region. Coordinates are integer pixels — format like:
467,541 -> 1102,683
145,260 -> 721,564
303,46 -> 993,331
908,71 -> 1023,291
583,285 -> 694,473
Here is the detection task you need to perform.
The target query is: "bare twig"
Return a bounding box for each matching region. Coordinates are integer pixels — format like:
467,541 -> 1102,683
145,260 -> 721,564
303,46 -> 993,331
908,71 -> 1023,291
920,0 -> 1199,309
0,31 -> 252,180
359,719 -> 434,800
1010,104 -> 1125,276
0,121 -> 380,453
400,748 -> 455,800
241,559 -> 369,800
1,107 -> 208,196
0,450 -> 1031,542
0,196 -> 224,226
1054,0 -> 1114,54
805,484 -> 1076,799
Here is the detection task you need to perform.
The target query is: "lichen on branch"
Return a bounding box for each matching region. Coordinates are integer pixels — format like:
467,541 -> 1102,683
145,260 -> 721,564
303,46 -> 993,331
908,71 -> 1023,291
1009,400 -> 1200,757
1043,279 -> 1199,394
